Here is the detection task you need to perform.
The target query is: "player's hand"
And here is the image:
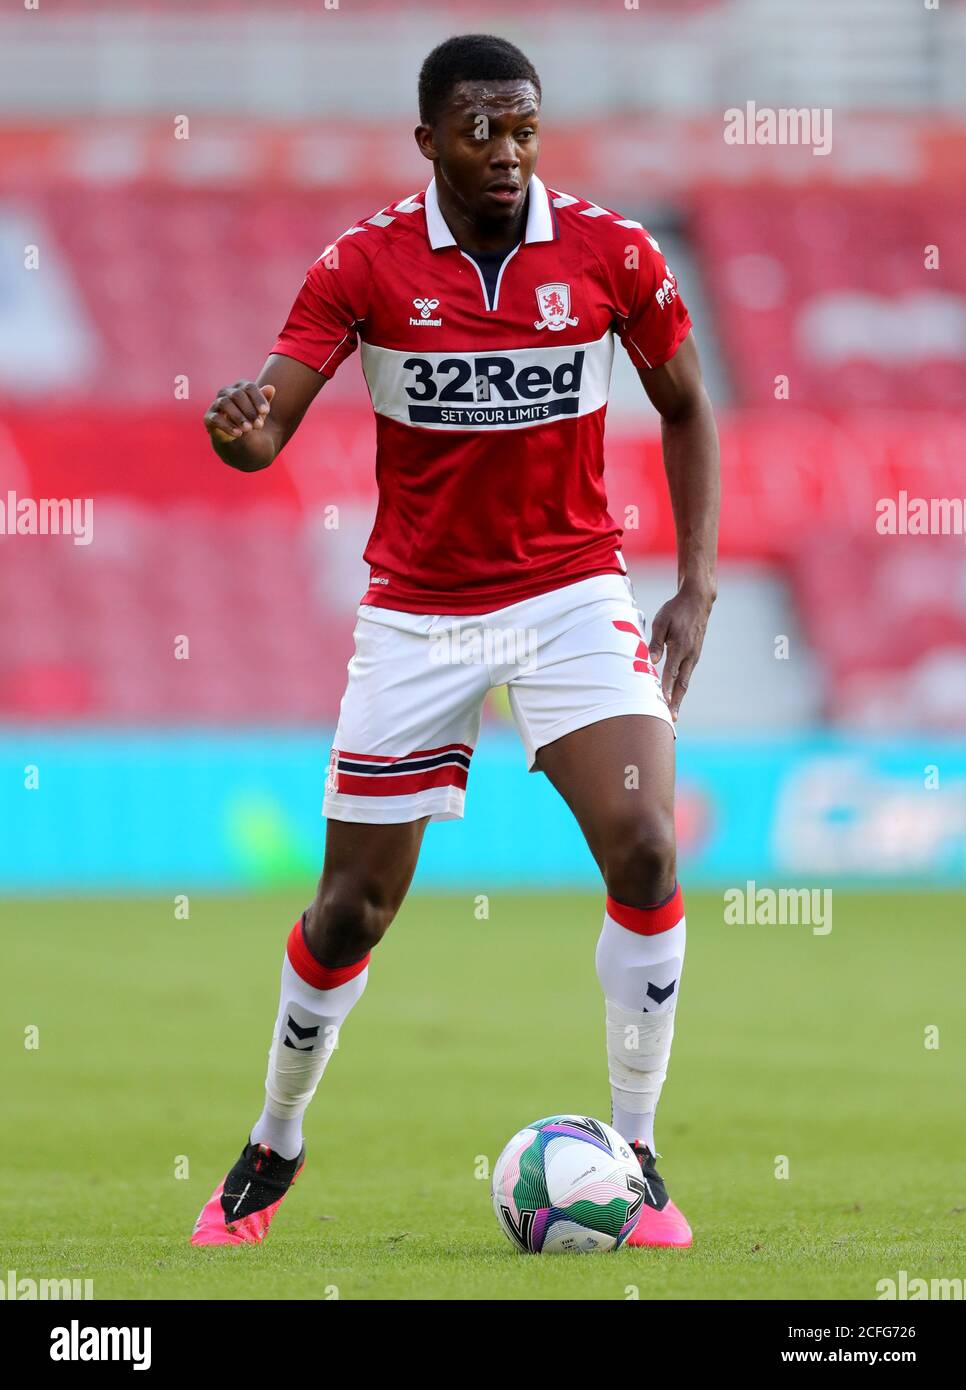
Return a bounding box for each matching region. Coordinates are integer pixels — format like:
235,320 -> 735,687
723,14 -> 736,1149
204,381 -> 275,444
648,581 -> 715,723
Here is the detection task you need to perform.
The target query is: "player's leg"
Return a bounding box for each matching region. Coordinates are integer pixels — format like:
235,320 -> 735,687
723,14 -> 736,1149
535,712 -> 681,1148
191,603 -> 486,1246
190,817 -> 427,1248
249,815 -> 429,1162
534,712 -> 691,1246
535,711 -> 675,902
505,574 -> 690,1245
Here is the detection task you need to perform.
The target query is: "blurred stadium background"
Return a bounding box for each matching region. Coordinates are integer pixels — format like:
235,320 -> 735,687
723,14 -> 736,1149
1,0 -> 964,896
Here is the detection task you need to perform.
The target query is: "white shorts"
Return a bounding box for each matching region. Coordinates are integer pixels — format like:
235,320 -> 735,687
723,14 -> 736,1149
323,572 -> 673,824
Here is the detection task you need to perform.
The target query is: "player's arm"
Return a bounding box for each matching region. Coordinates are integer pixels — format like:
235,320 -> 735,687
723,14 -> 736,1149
203,354 -> 326,473
636,331 -> 720,721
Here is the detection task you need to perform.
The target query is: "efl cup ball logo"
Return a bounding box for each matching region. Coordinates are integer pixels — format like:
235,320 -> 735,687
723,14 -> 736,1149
534,282 -> 579,332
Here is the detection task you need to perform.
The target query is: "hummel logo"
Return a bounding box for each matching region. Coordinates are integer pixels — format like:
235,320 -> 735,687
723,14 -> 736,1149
410,296 -> 442,327
283,1014 -> 319,1051
646,979 -> 676,1007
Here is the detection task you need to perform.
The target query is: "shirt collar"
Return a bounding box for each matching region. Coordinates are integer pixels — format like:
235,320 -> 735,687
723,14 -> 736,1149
423,173 -> 555,250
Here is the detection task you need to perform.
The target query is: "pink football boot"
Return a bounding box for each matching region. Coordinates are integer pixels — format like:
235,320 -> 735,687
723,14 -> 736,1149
624,1142 -> 693,1248
191,1140 -> 305,1246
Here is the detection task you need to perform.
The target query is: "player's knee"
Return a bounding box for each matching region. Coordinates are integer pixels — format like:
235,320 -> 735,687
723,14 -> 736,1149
604,813 -> 676,908
304,882 -> 396,962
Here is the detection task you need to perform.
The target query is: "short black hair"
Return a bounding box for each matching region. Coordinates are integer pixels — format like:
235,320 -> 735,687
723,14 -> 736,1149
418,34 -> 541,126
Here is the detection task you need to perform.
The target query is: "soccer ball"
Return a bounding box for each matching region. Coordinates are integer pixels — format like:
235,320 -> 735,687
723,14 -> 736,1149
491,1114 -> 645,1253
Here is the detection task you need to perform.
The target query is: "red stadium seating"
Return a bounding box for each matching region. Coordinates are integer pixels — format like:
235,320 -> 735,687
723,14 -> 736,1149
788,534 -> 966,730
29,185 -> 375,404
0,504 -> 354,722
693,189 -> 966,409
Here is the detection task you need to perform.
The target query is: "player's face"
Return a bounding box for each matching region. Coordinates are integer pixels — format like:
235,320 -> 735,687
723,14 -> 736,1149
420,79 -> 540,229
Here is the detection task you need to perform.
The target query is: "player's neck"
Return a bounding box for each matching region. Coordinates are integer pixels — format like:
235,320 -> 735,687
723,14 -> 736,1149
436,180 -> 528,256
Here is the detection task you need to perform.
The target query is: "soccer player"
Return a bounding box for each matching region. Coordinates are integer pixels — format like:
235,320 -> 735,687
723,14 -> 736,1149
192,33 -> 719,1250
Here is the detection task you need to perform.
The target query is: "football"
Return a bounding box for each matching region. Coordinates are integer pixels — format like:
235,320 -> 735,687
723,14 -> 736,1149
491,1115 -> 645,1253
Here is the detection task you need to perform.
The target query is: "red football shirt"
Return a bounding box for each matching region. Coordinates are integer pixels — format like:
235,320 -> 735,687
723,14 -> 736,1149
271,174 -> 691,614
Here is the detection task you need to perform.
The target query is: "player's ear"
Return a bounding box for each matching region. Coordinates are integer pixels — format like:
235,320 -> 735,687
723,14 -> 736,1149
414,125 -> 438,162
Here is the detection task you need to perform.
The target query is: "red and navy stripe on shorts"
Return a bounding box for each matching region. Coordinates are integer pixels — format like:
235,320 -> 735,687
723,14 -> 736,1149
331,742 -> 472,797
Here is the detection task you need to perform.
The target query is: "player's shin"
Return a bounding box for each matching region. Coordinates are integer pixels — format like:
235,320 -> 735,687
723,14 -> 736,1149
594,886 -> 686,1153
249,914 -> 369,1160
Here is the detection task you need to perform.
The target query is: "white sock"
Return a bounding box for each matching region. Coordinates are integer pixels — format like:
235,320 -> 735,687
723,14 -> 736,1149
250,916 -> 369,1160
595,886 -> 686,1153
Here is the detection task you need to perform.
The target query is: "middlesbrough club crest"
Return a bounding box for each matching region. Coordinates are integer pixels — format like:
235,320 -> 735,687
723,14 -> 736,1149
533,282 -> 579,332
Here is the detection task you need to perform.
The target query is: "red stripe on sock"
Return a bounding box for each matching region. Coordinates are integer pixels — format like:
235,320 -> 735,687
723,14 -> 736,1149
286,919 -> 370,989
606,885 -> 684,935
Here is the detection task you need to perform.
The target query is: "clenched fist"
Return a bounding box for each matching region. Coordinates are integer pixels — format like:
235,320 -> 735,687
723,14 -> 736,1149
204,381 -> 276,444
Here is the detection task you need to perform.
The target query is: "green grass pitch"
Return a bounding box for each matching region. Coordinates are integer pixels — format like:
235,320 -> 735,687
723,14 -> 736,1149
2,891 -> 963,1300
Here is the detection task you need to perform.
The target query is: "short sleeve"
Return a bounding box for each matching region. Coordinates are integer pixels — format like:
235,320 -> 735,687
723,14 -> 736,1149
271,237 -> 370,379
613,227 -> 692,371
